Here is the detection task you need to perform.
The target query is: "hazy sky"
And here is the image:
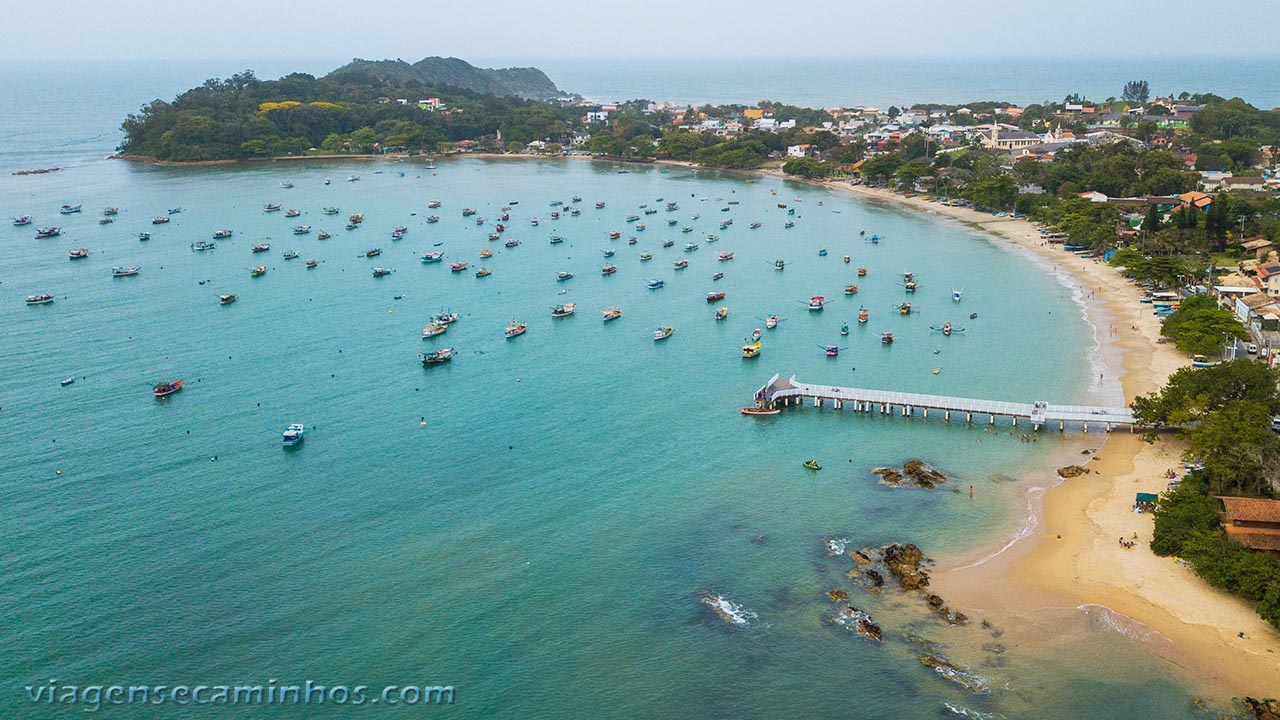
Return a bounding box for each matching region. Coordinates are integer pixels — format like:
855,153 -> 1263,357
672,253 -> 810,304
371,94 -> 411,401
7,0 -> 1280,61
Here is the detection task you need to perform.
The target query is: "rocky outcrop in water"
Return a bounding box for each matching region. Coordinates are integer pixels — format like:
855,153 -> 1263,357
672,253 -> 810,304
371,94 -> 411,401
829,605 -> 882,641
873,460 -> 949,488
919,653 -> 991,694
883,543 -> 930,590
1243,697 -> 1280,720
1057,465 -> 1090,478
926,593 -> 970,625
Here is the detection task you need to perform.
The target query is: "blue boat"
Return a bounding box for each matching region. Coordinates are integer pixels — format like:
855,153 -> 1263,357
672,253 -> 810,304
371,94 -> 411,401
282,423 -> 305,447
647,279 -> 665,289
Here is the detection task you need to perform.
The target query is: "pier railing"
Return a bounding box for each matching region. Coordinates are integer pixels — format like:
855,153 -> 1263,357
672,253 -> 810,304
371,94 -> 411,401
753,374 -> 1135,432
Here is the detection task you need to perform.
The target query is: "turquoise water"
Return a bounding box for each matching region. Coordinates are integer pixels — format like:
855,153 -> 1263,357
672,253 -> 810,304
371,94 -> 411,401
1,156 -> 1206,718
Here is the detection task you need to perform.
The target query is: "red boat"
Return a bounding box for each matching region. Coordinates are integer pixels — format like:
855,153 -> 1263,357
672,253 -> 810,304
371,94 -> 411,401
153,379 -> 183,398
706,290 -> 726,303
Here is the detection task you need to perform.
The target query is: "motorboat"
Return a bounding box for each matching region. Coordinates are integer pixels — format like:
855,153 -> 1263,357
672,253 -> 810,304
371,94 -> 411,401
653,326 -> 674,341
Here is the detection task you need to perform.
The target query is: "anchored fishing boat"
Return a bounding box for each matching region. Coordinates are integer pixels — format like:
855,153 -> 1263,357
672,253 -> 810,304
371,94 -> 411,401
844,284 -> 859,295
111,266 -> 140,277
421,251 -> 444,263
640,252 -> 653,261
250,266 -> 266,277
881,332 -> 894,344
474,267 -> 491,277
25,293 -> 55,305
264,203 -> 282,212
647,278 -> 665,289
450,261 -> 468,272
551,303 -> 576,317
674,259 -> 689,270
422,322 -> 447,338
191,240 -> 216,251
742,340 -> 761,358
59,204 -> 82,215
505,321 -> 527,338
717,251 -> 734,261
601,264 -> 617,275
366,248 -> 382,258
765,314 -> 778,329
219,294 -> 237,305
858,307 -> 869,323
153,379 -> 183,398
13,215 -> 33,226
420,348 -> 453,366
740,405 -> 779,415
653,326 -> 674,341
251,243 -> 270,253
557,271 -> 574,281
602,307 -> 623,322
282,423 -> 306,446
293,225 -> 311,235
36,226 -> 61,238
803,460 -> 822,471
305,259 -> 318,268
213,229 -> 233,239
68,248 -> 88,259
808,295 -> 825,312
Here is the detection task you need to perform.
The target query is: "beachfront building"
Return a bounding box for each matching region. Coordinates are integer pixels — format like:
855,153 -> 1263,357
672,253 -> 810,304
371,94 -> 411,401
1217,497 -> 1280,558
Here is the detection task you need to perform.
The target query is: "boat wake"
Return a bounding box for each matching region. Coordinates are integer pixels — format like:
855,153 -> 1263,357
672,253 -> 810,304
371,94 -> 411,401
943,702 -> 1004,719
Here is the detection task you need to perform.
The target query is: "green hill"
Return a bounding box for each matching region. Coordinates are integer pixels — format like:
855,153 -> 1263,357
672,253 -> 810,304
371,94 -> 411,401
328,56 -> 564,100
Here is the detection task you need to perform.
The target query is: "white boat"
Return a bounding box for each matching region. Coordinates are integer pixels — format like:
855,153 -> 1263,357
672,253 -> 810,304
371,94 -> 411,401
653,326 -> 674,341
282,423 -> 305,447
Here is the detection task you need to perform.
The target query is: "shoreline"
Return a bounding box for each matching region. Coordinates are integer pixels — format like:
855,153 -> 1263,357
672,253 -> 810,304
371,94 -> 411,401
92,151 -> 1280,696
830,182 -> 1280,700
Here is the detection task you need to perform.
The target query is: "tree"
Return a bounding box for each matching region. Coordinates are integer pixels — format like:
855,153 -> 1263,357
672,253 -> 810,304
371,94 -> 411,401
506,141 -> 525,154
1153,295 -> 1247,356
1143,203 -> 1162,234
1122,80 -> 1150,105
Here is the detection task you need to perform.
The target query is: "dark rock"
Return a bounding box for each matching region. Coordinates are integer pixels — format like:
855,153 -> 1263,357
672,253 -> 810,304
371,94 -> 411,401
1057,465 -> 1090,478
884,543 -> 930,590
872,467 -> 904,486
1243,697 -> 1280,720
865,569 -> 884,588
827,589 -> 849,602
851,550 -> 873,565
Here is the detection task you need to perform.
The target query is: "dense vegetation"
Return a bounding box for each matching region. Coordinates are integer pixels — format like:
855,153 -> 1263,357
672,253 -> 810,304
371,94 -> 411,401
1150,473 -> 1280,629
328,57 -> 563,100
120,69 -> 583,162
1136,361 -> 1280,629
1150,294 -> 1248,355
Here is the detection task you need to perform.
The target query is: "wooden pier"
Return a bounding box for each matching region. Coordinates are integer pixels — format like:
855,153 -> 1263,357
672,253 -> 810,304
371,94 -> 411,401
753,374 -> 1136,432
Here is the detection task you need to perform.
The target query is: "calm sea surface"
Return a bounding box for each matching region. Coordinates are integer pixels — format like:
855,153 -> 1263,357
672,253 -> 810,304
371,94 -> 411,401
0,61 -> 1217,718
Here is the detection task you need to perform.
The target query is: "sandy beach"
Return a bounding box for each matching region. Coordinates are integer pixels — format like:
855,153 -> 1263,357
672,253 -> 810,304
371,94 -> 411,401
831,183 -> 1280,699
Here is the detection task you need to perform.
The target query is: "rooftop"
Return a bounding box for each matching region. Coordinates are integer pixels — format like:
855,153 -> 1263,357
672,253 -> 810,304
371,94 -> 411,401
1220,496 -> 1280,523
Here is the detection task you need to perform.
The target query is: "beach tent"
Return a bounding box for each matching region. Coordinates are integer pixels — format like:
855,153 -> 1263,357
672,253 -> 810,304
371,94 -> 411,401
1135,492 -> 1159,504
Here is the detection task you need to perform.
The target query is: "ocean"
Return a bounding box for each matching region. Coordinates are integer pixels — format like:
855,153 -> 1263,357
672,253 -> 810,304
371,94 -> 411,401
0,60 -> 1222,718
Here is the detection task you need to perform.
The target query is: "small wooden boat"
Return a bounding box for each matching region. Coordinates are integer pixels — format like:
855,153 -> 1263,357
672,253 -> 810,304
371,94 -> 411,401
421,252 -> 444,263
138,232 -> 150,241
551,303 -> 576,317
420,348 -> 454,365
293,225 -> 311,235
557,271 -> 574,281
323,207 -> 341,215
284,209 -> 301,218
858,308 -> 869,323
152,216 -> 170,224
264,203 -> 282,212
36,226 -> 61,238
59,204 -> 82,215
640,252 -> 652,261
844,284 -> 859,295
479,248 -> 494,258
774,259 -> 785,271
647,278 -> 664,289
707,290 -> 726,303
808,295 -> 825,312
718,251 -> 734,261
881,332 -> 894,344
111,266 -> 140,277
422,322 -> 447,338
366,248 -> 382,258
13,215 -> 33,226
475,267 -> 492,277
601,264 -> 617,275
549,235 -> 563,244
282,250 -> 299,260
153,379 -> 183,398
751,328 -> 762,342
602,307 -> 622,322
252,243 -> 270,253
282,423 -> 306,446
765,315 -> 778,329
749,221 -> 762,229
742,341 -> 761,358
213,229 -> 233,239
305,259 -> 318,268
609,230 -> 621,239
713,272 -> 724,281
803,460 -> 821,471
60,377 -> 75,386
674,259 -> 688,270
504,239 -> 520,248
68,248 -> 89,259
603,249 -> 615,258
191,241 -> 216,251
372,267 -> 392,277
220,294 -> 237,305
505,322 -> 527,338
250,266 -> 266,277
662,240 -> 675,248
25,293 -> 55,305
462,208 -> 476,217
427,200 -> 442,209
714,306 -> 728,320
857,267 -> 868,277
317,231 -> 332,240
741,406 -> 779,415
653,326 -> 674,341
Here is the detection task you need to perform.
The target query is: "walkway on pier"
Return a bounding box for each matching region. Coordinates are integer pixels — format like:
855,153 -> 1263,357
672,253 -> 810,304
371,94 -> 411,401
753,375 -> 1135,431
